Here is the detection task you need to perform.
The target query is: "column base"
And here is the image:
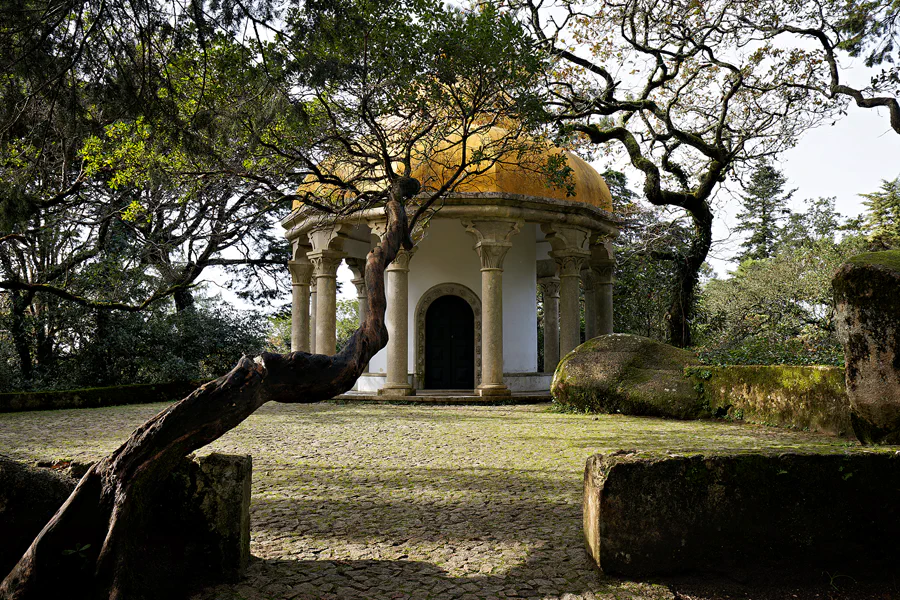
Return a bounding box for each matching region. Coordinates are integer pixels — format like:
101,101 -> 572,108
475,384 -> 512,397
378,385 -> 416,397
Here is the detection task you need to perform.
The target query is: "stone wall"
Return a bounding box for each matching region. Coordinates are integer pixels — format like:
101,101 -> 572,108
584,451 -> 900,580
0,381 -> 209,413
687,365 -> 850,436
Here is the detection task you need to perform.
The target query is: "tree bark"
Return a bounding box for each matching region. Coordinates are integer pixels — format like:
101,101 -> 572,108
0,193 -> 414,600
667,206 -> 713,348
9,291 -> 33,384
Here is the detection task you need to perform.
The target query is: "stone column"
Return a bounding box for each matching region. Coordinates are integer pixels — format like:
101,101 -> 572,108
307,249 -> 344,355
582,268 -> 599,340
288,260 -> 313,352
346,258 -> 369,372
309,281 -> 317,352
543,224 -> 590,359
594,261 -> 615,335
381,248 -> 416,397
538,276 -> 560,373
464,219 -> 522,397
553,253 -> 587,356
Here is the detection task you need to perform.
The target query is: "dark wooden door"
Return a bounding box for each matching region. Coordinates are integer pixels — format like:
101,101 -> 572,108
425,295 -> 475,389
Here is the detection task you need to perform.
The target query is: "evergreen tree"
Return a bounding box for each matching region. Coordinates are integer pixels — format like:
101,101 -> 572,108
734,165 -> 795,261
860,177 -> 900,249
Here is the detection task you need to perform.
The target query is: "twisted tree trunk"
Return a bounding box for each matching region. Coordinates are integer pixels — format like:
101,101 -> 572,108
0,194 -> 413,600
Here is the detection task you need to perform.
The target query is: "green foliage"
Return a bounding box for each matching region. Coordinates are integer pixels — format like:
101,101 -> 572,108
604,170 -> 699,343
0,297 -> 266,392
696,197 -> 867,365
734,165 -> 794,261
336,298 -> 360,352
859,178 -> 900,250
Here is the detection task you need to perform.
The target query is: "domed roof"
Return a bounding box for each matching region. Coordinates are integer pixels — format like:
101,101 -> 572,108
294,128 -> 614,212
413,128 -> 614,212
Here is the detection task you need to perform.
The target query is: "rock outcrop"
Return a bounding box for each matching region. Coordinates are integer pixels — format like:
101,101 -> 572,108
551,333 -> 706,419
833,250 -> 900,444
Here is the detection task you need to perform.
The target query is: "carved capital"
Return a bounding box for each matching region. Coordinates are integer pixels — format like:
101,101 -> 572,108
551,251 -> 587,277
307,249 -> 345,278
476,244 -> 513,270
288,260 -> 313,286
537,276 -> 561,299
386,247 -> 416,272
350,277 -> 367,298
591,260 -> 615,283
462,219 -> 522,271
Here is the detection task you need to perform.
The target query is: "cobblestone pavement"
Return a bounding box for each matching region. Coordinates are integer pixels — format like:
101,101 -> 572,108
0,402 -> 869,600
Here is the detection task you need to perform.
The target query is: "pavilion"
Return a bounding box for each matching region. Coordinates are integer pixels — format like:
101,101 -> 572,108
281,136 -> 620,397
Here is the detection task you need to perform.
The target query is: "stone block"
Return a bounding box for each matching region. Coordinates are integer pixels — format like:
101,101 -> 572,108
0,453 -> 251,586
583,451 -> 900,580
0,456 -> 76,577
833,250 -> 900,444
158,453 -> 253,582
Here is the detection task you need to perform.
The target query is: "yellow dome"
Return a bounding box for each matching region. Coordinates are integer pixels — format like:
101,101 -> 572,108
294,128 -> 614,212
412,128 -> 613,211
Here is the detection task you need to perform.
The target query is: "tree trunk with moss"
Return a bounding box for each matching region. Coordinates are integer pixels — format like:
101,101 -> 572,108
0,192 -> 414,600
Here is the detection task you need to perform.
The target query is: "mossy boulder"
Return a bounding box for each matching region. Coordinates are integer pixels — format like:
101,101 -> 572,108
552,333 -> 706,419
833,250 -> 900,444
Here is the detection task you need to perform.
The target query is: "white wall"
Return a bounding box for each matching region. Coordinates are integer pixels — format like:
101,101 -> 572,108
367,218 -> 539,378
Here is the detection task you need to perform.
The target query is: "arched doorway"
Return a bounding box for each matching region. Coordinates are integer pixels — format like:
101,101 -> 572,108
424,295 -> 475,389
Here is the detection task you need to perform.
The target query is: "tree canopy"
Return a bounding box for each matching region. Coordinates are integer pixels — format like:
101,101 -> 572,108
511,0 -> 839,346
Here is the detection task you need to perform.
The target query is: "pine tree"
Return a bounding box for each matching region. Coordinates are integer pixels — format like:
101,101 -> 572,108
860,178 -> 900,249
734,165 -> 795,261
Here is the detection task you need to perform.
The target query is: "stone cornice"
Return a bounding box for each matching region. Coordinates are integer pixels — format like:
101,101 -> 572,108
283,193 -> 620,243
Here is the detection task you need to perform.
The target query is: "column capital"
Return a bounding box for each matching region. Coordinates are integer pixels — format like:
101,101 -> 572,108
386,247 -> 416,273
345,257 -> 368,298
537,276 -> 561,299
590,259 -> 616,283
462,219 -> 522,271
550,251 -> 588,277
288,260 -> 313,286
307,249 -> 345,279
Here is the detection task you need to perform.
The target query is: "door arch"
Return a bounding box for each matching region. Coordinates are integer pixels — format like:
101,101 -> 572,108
424,295 -> 475,389
415,283 -> 481,389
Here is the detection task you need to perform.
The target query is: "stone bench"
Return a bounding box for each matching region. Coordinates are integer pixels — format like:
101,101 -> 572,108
583,451 -> 900,581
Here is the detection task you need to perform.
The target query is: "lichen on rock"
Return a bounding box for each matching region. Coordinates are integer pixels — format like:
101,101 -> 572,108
551,333 -> 707,419
833,250 -> 900,444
